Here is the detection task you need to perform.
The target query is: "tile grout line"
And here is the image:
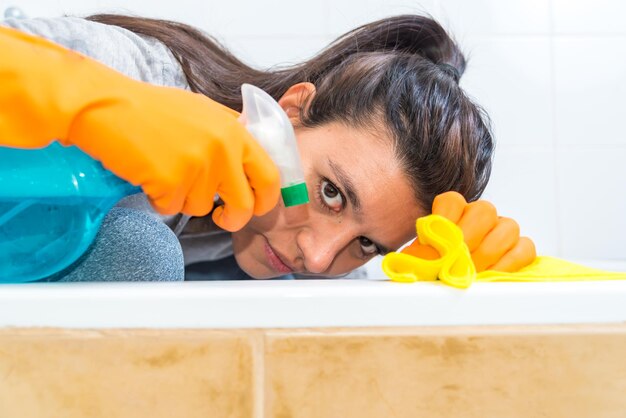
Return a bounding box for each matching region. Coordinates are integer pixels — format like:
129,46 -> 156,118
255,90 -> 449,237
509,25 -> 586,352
547,0 -> 563,257
252,330 -> 266,418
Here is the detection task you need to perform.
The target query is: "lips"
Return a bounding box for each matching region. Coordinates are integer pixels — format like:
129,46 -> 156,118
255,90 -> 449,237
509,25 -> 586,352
263,240 -> 294,274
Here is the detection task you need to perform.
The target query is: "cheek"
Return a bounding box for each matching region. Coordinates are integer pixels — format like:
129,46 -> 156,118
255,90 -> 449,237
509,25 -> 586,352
323,247 -> 370,276
247,197 -> 285,231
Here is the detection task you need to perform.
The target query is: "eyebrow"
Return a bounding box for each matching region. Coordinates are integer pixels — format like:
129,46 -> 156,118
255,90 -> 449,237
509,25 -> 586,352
328,158 -> 361,213
327,158 -> 392,255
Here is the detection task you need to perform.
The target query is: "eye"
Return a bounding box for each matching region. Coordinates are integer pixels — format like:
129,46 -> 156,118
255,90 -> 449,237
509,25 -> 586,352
320,179 -> 344,210
358,236 -> 380,256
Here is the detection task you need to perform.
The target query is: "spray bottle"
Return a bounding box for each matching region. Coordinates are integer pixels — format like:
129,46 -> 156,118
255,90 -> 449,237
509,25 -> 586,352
0,84 -> 307,283
239,84 -> 308,207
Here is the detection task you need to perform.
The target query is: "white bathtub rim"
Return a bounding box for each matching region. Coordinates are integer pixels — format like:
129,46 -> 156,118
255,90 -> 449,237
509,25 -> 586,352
1,279 -> 625,329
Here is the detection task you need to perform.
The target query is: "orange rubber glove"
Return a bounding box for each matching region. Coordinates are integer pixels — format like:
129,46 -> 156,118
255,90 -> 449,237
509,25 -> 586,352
0,26 -> 280,231
402,192 -> 536,272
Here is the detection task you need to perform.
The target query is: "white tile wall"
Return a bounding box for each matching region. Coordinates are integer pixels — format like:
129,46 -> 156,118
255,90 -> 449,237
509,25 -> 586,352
2,0 -> 625,268
553,0 -> 626,35
554,37 -> 626,147
557,148 -> 626,260
327,0 -> 436,36
196,1 -> 330,38
459,37 -> 553,147
1,0 -> 216,27
437,0 -> 551,36
222,36 -> 334,70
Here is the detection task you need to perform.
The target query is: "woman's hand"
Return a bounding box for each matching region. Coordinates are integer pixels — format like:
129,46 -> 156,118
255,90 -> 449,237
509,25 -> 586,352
68,83 -> 281,232
402,192 -> 536,272
0,26 -> 280,231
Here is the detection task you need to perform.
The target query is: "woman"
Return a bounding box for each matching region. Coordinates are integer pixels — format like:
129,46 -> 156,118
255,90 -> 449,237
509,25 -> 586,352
0,14 -> 534,281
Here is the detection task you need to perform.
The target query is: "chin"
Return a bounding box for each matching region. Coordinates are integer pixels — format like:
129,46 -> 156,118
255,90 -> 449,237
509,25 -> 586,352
231,222 -> 294,279
233,251 -> 278,280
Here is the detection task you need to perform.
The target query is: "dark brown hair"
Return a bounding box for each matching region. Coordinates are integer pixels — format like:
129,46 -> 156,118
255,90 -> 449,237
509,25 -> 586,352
88,14 -> 493,210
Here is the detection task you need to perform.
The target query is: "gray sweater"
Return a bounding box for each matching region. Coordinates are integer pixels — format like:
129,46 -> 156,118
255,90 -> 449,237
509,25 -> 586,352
2,16 -> 234,265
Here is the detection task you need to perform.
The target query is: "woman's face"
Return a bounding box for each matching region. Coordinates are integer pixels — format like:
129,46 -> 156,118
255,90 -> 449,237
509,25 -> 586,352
231,84 -> 424,279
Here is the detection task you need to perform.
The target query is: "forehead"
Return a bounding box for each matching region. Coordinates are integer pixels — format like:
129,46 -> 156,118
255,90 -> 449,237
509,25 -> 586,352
298,122 -> 424,248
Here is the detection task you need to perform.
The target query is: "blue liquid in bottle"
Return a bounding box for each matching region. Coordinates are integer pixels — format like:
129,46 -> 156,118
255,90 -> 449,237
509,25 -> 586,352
0,142 -> 140,283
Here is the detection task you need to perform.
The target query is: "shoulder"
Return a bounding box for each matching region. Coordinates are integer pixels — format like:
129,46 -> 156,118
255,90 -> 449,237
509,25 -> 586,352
1,16 -> 188,88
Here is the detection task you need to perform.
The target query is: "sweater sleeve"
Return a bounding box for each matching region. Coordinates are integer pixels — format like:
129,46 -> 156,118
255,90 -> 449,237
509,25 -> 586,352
1,16 -> 190,89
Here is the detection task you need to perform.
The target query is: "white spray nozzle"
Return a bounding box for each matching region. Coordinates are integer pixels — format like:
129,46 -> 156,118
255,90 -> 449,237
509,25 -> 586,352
240,84 -> 309,207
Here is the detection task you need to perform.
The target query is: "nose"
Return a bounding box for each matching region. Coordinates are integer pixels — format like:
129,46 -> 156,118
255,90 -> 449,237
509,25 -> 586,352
295,225 -> 352,274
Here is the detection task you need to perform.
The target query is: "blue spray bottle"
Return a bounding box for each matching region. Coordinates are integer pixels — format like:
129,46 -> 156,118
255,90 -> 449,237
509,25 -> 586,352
0,144 -> 140,282
0,84 -> 307,283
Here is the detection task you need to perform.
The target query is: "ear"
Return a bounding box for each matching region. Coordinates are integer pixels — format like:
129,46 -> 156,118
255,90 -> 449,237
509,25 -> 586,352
278,82 -> 316,124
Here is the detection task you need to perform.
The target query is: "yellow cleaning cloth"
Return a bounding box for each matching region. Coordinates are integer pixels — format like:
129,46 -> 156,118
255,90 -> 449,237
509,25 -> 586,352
382,215 -> 626,289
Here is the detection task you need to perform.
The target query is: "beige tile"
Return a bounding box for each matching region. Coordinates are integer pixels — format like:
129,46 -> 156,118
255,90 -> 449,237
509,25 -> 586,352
264,325 -> 626,418
0,328 -> 256,418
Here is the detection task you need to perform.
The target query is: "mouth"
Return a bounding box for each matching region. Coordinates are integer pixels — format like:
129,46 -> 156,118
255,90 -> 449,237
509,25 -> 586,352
263,239 -> 294,274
